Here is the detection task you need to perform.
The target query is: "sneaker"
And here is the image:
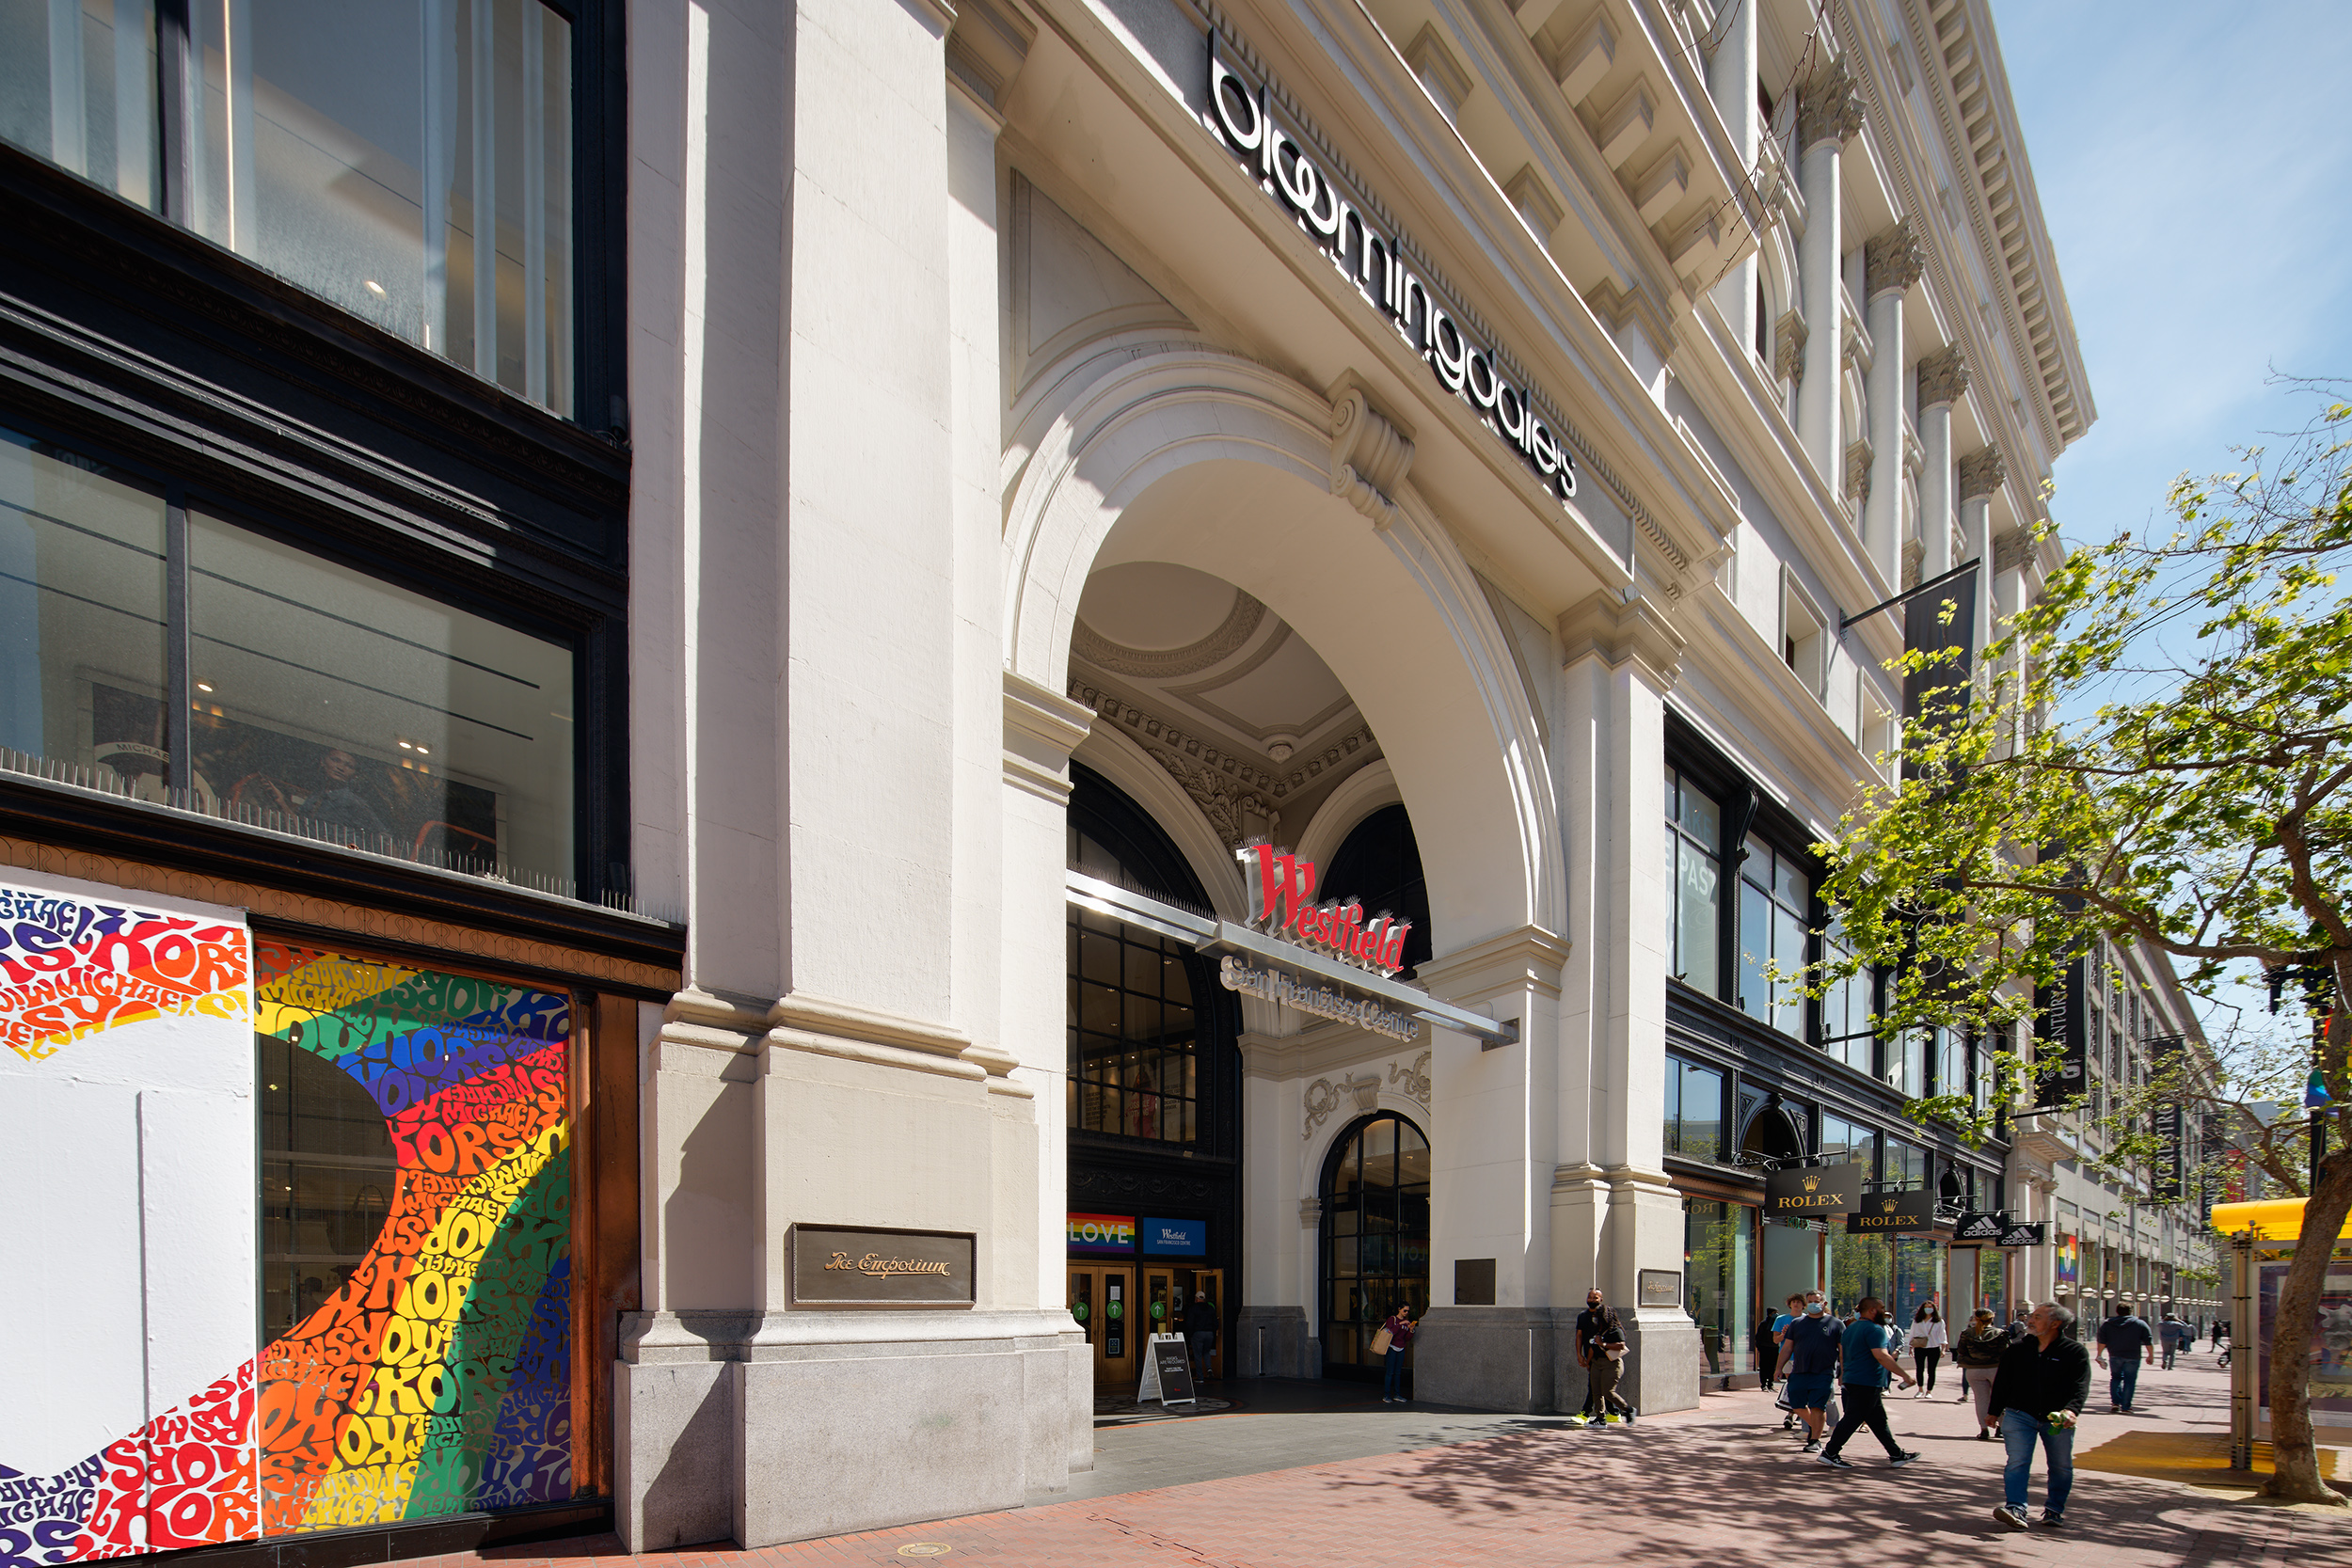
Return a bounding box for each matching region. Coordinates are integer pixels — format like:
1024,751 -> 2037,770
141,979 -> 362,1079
1565,1414 -> 1589,1428
1603,1414 -> 1626,1425
1781,1418 -> 1796,1432
1623,1407 -> 1639,1422
1993,1504 -> 2030,1531
1803,1438 -> 1821,1452
2039,1512 -> 2067,1529
1815,1451 -> 1854,1469
1976,1430 -> 1993,1441
1888,1450 -> 1922,1467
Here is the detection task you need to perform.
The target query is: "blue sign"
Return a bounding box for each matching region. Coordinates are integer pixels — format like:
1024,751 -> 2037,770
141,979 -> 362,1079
1139,1217 -> 1207,1257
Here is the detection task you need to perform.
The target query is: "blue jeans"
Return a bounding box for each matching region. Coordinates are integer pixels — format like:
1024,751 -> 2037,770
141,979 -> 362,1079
1382,1346 -> 1406,1399
2000,1407 -> 2075,1513
2109,1355 -> 2141,1409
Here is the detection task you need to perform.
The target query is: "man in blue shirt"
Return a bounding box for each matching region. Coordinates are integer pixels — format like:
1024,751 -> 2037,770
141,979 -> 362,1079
2094,1305 -> 2156,1413
1817,1296 -> 1922,1468
1774,1291 -> 1843,1451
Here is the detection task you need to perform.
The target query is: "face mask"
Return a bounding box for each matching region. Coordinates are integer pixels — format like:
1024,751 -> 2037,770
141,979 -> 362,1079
1804,1301 -> 1826,1316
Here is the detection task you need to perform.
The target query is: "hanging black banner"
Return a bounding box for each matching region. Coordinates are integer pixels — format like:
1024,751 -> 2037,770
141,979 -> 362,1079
2034,956 -> 2088,1109
2150,1033 -> 2186,1199
1996,1222 -> 2046,1249
1764,1162 -> 1866,1217
1952,1211 -> 2008,1243
1845,1187 -> 1942,1234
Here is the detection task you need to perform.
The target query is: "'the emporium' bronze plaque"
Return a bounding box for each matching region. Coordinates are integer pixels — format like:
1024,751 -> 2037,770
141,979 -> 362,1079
788,1225 -> 977,1308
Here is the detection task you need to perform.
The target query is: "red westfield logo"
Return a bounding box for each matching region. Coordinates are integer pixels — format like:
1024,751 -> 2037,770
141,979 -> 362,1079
1237,844 -> 1412,975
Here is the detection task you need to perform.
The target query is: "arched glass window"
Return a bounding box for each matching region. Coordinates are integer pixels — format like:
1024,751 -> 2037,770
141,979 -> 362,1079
1321,804 -> 1432,978
1320,1113 -> 1430,1378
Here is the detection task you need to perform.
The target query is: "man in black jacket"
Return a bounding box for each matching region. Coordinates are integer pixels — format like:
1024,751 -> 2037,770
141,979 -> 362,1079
1988,1303 -> 2093,1530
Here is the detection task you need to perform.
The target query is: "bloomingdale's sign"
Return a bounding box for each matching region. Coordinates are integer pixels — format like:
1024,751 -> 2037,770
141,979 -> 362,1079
1207,33 -> 1579,506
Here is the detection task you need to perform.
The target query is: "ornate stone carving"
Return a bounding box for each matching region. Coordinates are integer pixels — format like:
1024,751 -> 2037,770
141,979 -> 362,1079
1072,591 -> 1265,680
1864,221 -> 1925,300
1064,679 -> 1378,803
1389,1051 -> 1432,1107
1993,527 -> 2035,575
1958,444 -> 2008,501
1329,386 -> 1415,530
1302,1070 -> 1384,1139
1845,437 -> 1874,511
1902,538 -> 1924,591
1144,743 -> 1274,849
1773,309 -> 1807,387
1797,58 -> 1863,150
1915,343 -> 1969,409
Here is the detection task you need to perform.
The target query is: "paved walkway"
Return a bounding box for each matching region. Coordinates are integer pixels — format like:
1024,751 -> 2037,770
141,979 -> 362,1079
441,1353 -> 2346,1567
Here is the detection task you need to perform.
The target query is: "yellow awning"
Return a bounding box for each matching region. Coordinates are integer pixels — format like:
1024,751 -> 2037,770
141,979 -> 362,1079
2209,1197 -> 2352,1241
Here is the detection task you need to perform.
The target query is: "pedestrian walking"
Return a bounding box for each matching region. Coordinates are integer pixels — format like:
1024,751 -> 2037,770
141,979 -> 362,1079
1989,1302 -> 2092,1530
1754,1312 -> 1782,1391
2008,1301 -> 2034,1342
1907,1305 -> 1947,1397
1570,1289 -> 1636,1425
2158,1311 -> 2191,1370
1768,1293 -> 1805,1431
1814,1296 -> 1920,1469
2093,1302 -> 2155,1414
1183,1291 -> 1220,1382
1952,1308 -> 2008,1439
1774,1291 -> 1842,1451
1375,1304 -> 1416,1403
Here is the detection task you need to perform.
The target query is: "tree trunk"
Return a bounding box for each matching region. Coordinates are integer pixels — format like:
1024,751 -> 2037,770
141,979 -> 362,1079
2262,1124 -> 2352,1505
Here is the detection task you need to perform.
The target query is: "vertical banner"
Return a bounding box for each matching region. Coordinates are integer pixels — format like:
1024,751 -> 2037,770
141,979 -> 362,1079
2034,957 -> 2088,1109
2149,1034 -> 2185,1200
0,874 -> 258,1567
1901,570 -> 1979,780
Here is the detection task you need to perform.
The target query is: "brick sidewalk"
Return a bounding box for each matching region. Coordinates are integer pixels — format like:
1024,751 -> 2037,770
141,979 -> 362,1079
437,1365 -> 2344,1568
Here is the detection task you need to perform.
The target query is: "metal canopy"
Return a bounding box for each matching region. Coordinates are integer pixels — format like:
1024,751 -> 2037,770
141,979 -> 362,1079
1065,869 -> 1519,1045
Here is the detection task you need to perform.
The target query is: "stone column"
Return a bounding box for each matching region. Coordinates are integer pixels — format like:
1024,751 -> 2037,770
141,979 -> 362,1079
1963,444 -> 2008,690
1795,60 -> 1861,483
1863,222 -> 1923,586
1549,592 -> 1700,1415
1915,345 -> 1968,580
1705,0 -> 1759,354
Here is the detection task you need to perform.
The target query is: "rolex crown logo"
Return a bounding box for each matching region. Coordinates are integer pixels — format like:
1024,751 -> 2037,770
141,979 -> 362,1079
1802,1174 -> 1820,1193
1882,1198 -> 1899,1213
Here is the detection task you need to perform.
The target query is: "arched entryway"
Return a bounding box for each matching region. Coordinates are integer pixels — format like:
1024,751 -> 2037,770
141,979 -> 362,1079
1319,1112 -> 1431,1384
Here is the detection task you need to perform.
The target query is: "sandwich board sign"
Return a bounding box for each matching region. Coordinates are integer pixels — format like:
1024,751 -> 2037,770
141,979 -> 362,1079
1138,1333 -> 1197,1407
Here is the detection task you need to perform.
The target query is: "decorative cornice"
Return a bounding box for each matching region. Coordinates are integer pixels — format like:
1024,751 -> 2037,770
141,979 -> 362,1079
1065,678 -> 1376,802
1845,437 -> 1874,510
1797,57 -> 1865,150
1916,343 -> 1970,408
1072,592 -> 1265,680
1004,671 -> 1092,803
1864,220 -> 1926,300
1958,443 -> 2008,501
1558,590 -> 1683,687
1773,309 -> 1808,387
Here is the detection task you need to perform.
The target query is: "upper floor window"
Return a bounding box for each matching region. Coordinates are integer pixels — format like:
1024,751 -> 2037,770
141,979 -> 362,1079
1068,827 -> 1200,1145
1738,835 -> 1807,1039
1820,915 -> 1877,1072
1664,1055 -> 1724,1163
1664,767 -> 1722,995
1884,1138 -> 1927,1190
4,1 -> 576,417
2,420 -> 579,884
1820,1113 -> 1878,1177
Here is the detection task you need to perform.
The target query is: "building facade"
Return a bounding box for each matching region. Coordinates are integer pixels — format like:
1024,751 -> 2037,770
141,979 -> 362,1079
0,1 -> 2170,1564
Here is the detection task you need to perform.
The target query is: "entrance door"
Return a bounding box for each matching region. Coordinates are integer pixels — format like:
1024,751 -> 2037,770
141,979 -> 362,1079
1069,1266 -> 1137,1389
1154,1267 -> 1224,1379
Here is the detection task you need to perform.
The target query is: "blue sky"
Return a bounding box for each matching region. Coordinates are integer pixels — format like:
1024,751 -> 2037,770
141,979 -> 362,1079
1988,3 -> 2352,1045
1992,2 -> 2352,546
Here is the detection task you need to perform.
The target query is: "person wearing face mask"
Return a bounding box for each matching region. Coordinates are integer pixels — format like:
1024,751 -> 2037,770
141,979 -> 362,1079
1570,1288 -> 1638,1426
1773,1291 -> 1842,1451
1814,1296 -> 1922,1469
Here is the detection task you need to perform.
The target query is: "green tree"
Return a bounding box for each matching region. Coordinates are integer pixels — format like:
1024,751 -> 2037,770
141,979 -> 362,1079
1816,394 -> 2352,1506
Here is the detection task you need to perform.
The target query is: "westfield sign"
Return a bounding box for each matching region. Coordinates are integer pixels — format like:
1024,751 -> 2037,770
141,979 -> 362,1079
1237,844 -> 1412,976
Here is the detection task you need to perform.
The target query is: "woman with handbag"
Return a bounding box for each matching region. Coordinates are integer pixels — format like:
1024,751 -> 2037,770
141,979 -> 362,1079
1375,1305 -> 1418,1403
1951,1308 -> 2009,1437
1909,1305 -> 1947,1396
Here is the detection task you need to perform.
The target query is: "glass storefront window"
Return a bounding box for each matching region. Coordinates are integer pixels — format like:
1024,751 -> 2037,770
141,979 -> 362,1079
3,2 -> 575,416
0,428 -> 168,781
1832,1230 -> 1890,1316
1684,1197 -> 1756,1379
1664,767 -> 1721,994
184,513 -> 575,880
0,0 -> 160,210
1893,1235 -> 1945,1325
1066,829 -> 1200,1143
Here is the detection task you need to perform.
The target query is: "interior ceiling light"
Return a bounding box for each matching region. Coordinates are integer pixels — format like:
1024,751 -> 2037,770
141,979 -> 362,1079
398,739 -> 413,749
416,745 -> 430,754
195,681 -> 213,691
363,279 -> 386,296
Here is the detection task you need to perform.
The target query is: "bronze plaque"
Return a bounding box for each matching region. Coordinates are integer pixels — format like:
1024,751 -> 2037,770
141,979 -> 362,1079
789,1226 -> 977,1308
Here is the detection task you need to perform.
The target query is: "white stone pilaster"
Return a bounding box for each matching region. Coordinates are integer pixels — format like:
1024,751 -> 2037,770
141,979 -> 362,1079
1863,223 -> 1922,587
1795,61 -> 1859,484
1706,0 -> 1759,354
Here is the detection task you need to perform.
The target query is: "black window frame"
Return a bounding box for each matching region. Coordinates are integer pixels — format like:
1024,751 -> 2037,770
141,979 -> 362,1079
1664,1052 -> 1728,1164
0,407 -> 612,893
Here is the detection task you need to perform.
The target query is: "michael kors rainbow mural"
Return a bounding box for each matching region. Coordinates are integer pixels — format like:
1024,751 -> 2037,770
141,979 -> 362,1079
1,879 -> 574,1568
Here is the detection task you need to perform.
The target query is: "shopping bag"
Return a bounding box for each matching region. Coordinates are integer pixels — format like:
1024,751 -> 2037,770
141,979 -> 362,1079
1371,1326 -> 1392,1355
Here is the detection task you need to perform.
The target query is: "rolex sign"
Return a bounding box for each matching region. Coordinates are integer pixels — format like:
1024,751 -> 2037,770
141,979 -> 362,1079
1763,1163 -> 1866,1216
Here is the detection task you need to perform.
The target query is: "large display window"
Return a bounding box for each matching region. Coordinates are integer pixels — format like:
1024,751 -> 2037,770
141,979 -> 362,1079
1684,1198 -> 1756,1380
1321,1114 -> 1430,1379
1,420 -> 581,890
